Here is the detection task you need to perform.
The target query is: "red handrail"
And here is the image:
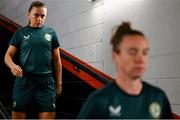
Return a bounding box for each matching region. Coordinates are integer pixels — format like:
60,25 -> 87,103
0,14 -> 179,119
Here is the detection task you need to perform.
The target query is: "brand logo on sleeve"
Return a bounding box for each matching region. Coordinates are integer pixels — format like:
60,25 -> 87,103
149,102 -> 161,119
53,103 -> 56,109
13,101 -> 16,108
109,105 -> 121,117
44,33 -> 52,41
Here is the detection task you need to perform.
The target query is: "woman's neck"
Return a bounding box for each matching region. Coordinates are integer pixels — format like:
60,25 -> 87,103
115,74 -> 143,95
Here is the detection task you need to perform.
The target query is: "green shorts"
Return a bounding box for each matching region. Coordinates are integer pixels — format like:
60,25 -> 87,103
12,75 -> 56,112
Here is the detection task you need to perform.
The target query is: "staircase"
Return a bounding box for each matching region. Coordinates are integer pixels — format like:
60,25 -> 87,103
0,14 -> 180,119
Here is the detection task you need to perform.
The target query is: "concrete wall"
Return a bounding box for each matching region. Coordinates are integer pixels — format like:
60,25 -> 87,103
0,0 -> 180,114
103,0 -> 180,114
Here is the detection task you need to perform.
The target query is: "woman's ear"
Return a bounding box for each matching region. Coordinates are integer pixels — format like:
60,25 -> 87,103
27,12 -> 30,18
112,51 -> 121,65
27,12 -> 31,25
112,52 -> 117,63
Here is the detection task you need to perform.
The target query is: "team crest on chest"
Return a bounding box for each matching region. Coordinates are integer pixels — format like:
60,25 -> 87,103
44,33 -> 52,41
149,102 -> 161,119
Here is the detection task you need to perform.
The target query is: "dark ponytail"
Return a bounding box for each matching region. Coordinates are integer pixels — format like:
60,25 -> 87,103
110,22 -> 144,53
29,1 -> 46,12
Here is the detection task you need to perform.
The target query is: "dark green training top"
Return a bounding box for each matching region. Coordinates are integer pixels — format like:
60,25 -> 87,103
78,81 -> 172,119
9,25 -> 60,74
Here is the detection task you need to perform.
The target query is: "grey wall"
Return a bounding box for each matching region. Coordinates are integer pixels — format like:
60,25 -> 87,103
0,0 -> 180,114
103,0 -> 180,114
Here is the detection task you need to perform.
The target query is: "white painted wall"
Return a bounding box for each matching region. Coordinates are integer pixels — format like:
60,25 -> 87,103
103,0 -> 180,114
0,0 -> 180,114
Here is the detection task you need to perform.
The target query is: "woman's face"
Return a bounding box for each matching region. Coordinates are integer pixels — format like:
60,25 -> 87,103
113,35 -> 149,80
28,6 -> 47,27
